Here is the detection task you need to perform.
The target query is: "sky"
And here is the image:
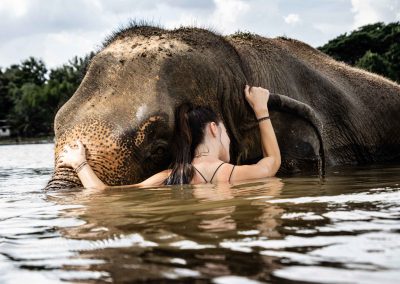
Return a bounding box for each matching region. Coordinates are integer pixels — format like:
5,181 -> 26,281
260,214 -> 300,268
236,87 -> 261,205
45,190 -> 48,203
0,0 -> 399,69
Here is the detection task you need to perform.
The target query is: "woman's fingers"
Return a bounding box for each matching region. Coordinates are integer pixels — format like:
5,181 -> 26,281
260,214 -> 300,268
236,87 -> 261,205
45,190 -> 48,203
57,157 -> 68,167
244,85 -> 272,111
76,140 -> 86,155
244,84 -> 250,96
58,140 -> 87,169
65,145 -> 72,152
76,139 -> 82,149
62,141 -> 84,153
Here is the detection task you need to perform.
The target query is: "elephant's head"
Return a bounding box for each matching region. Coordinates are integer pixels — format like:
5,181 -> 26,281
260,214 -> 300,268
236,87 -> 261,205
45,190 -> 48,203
45,26 -> 251,190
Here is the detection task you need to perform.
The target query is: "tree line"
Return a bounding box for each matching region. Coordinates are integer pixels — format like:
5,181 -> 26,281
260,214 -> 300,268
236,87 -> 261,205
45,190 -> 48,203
1,22 -> 399,138
0,53 -> 93,137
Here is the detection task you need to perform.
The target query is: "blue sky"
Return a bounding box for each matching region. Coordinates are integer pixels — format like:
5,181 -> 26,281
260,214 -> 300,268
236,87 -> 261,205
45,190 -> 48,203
0,0 -> 399,69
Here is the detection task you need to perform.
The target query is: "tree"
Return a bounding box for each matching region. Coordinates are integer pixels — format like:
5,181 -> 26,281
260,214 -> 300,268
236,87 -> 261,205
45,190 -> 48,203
318,22 -> 400,83
2,57 -> 47,88
0,68 -> 13,120
355,50 -> 389,76
8,83 -> 51,136
385,44 -> 400,82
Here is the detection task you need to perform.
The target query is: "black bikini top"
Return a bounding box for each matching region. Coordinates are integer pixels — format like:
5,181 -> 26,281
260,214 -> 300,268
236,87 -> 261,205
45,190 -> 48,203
193,162 -> 236,183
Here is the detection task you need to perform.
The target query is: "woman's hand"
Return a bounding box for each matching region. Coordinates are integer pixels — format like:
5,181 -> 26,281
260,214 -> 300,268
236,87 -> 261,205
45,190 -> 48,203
58,140 -> 87,169
244,84 -> 270,118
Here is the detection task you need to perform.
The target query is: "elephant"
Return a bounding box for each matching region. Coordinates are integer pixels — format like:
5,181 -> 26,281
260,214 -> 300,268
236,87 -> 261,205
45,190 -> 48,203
45,23 -> 400,190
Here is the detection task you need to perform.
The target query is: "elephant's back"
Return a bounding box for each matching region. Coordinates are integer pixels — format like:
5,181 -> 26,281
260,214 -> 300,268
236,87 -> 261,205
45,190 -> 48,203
226,34 -> 400,163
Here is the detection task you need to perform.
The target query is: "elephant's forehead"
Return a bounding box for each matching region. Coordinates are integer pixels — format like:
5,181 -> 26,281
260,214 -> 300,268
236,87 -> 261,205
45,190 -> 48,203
99,35 -> 191,58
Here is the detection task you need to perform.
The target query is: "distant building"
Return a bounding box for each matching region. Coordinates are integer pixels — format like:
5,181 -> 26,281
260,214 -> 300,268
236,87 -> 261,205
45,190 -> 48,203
0,120 -> 11,137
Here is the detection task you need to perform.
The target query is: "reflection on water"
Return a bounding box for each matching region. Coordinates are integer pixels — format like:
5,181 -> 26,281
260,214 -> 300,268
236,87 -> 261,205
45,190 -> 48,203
1,143 -> 399,283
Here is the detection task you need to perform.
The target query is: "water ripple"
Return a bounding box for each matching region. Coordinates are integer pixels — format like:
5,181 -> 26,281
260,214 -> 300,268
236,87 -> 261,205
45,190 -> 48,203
1,144 -> 400,283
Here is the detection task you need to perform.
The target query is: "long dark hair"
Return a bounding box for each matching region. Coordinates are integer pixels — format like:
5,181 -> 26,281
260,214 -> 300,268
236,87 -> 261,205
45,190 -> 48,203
165,103 -> 221,185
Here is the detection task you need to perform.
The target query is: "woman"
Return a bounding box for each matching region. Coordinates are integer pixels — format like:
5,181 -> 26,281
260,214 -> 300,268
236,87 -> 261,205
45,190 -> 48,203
58,85 -> 281,189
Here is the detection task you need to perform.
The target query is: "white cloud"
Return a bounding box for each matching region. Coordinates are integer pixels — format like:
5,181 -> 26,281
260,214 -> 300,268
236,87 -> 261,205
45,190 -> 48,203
210,0 -> 251,33
0,0 -> 29,17
0,31 -> 106,68
313,22 -> 344,34
351,0 -> 400,29
44,31 -> 108,67
284,13 -> 301,25
159,3 -> 211,29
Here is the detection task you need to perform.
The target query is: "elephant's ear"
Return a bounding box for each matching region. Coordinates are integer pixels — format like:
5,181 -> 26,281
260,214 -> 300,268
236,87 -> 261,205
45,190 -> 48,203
237,93 -> 326,176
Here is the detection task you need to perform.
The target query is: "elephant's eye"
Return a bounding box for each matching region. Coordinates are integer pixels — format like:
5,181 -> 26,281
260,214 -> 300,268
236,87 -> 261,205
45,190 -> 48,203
153,146 -> 165,155
149,141 -> 169,159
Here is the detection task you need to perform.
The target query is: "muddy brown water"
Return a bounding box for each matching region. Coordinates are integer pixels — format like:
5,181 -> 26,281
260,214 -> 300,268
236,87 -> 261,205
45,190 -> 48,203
1,143 -> 399,283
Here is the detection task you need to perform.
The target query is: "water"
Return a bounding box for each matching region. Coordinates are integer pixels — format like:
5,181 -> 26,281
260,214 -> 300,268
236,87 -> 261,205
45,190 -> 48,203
1,143 -> 399,283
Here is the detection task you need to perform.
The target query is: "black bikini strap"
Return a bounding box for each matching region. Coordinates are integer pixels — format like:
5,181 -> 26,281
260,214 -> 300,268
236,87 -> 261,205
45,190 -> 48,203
210,162 -> 226,183
193,166 -> 208,183
229,165 -> 236,182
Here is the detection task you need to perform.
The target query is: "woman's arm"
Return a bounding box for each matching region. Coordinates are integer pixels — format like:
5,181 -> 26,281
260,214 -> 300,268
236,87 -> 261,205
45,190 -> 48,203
230,85 -> 281,181
58,140 -> 170,190
251,85 -> 281,175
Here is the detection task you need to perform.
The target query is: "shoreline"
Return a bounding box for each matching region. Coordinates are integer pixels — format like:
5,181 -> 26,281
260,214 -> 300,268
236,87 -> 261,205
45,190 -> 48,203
0,136 -> 54,146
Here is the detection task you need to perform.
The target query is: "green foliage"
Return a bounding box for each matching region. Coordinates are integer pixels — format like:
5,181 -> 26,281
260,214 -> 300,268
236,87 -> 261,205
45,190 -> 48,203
0,69 -> 12,120
0,53 -> 93,137
355,50 -> 389,75
385,43 -> 400,82
8,83 -> 51,136
318,22 -> 400,83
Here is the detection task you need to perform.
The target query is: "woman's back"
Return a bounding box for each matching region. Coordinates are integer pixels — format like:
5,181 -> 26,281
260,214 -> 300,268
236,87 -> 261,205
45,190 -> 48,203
191,161 -> 235,184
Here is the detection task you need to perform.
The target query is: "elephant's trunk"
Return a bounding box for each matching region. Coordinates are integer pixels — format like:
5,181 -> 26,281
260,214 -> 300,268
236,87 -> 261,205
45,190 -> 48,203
44,168 -> 82,191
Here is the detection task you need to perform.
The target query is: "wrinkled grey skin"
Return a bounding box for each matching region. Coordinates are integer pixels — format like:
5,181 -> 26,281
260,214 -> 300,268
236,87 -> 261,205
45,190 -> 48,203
45,25 -> 400,190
